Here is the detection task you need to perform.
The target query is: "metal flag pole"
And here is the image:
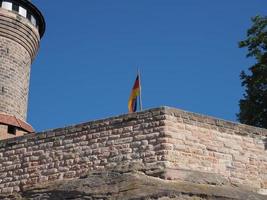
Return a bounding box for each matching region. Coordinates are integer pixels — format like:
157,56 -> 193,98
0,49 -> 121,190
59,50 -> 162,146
138,68 -> 143,111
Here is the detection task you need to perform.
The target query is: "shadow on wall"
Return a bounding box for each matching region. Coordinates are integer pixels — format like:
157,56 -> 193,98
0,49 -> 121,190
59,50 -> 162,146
22,189 -> 87,199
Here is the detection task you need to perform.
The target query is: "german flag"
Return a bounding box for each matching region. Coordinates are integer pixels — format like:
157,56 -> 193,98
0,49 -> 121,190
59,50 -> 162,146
128,75 -> 141,113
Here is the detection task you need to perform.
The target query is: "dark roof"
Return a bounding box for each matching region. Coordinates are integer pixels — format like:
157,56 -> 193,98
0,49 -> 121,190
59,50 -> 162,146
17,0 -> 46,37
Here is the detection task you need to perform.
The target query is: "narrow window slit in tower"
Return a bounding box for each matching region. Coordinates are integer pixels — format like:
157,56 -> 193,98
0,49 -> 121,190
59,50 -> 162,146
8,125 -> 16,135
1,86 -> 5,94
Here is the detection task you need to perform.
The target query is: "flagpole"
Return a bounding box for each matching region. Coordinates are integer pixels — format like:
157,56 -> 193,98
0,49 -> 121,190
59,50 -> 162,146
138,68 -> 143,111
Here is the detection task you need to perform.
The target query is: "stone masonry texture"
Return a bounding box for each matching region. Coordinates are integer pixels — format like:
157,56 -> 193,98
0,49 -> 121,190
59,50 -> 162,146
0,107 -> 266,196
0,8 -> 40,121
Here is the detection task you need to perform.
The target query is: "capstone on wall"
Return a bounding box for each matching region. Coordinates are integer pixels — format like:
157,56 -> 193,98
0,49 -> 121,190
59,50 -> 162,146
0,107 -> 266,195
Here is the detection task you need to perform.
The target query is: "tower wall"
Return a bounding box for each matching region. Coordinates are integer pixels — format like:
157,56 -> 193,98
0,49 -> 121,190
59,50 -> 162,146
0,107 -> 266,195
0,8 -> 40,121
0,0 -> 45,138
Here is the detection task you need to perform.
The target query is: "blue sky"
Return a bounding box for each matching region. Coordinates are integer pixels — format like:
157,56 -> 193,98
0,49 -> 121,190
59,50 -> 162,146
28,0 -> 266,131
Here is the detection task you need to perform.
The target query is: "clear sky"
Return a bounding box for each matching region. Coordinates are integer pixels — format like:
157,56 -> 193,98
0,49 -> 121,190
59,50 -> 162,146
28,0 -> 266,131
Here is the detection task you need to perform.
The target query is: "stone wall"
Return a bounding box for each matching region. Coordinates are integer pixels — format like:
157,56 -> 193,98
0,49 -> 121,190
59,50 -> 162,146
0,107 -> 266,195
0,108 -> 167,194
162,108 -> 267,194
0,8 -> 40,121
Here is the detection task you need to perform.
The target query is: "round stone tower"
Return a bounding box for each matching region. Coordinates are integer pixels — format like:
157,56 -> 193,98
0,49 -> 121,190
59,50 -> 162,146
0,0 -> 45,139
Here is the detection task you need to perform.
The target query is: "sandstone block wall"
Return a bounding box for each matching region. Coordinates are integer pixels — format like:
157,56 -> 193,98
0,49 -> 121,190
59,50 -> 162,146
0,107 -> 266,195
162,108 -> 267,194
0,108 -> 167,194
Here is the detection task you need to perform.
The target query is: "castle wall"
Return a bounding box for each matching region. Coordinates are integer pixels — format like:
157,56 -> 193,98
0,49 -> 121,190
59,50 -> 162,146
0,108 -> 167,194
0,107 -> 266,195
162,108 -> 267,194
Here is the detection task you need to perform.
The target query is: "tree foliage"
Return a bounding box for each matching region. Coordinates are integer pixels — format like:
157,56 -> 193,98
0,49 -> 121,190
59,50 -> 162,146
238,16 -> 267,128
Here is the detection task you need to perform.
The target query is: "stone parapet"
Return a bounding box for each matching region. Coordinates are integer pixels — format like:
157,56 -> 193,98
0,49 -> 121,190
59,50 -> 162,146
0,107 -> 266,195
162,107 -> 267,195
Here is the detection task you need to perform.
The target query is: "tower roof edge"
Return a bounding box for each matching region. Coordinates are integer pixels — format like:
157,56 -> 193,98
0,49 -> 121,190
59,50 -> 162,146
16,0 -> 45,37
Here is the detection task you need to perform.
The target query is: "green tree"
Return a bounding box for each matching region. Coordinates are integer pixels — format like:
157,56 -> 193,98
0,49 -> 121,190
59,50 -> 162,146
238,15 -> 267,128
